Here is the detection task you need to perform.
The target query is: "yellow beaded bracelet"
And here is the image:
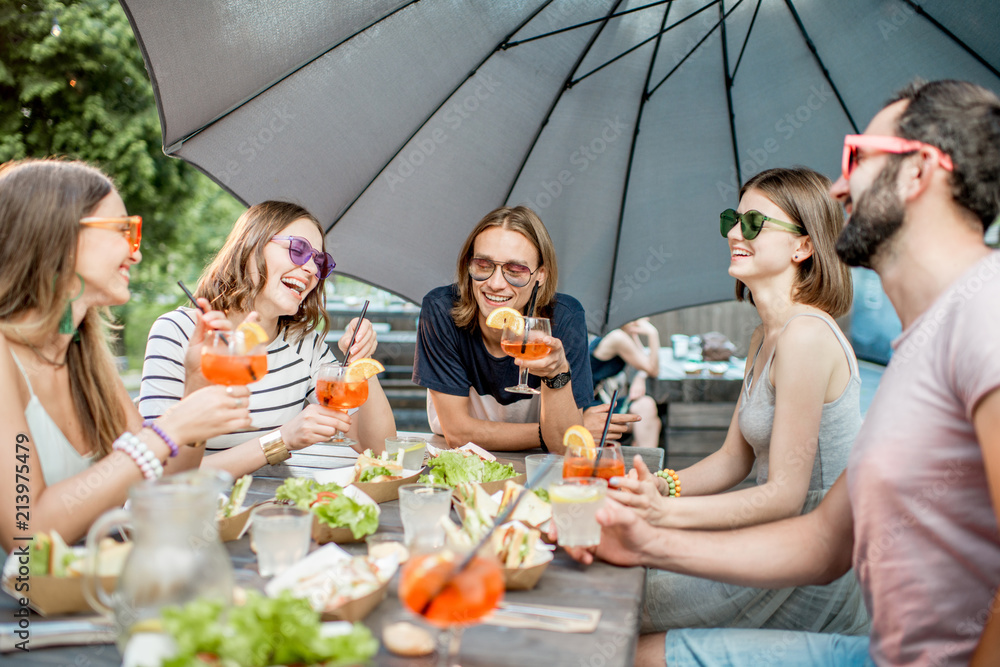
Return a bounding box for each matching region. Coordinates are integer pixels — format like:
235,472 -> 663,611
655,469 -> 681,497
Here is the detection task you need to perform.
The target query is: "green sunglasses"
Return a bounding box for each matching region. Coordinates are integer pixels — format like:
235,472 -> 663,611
720,209 -> 806,240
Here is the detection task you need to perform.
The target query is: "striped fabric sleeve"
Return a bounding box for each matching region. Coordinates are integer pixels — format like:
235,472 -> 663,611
138,309 -> 195,420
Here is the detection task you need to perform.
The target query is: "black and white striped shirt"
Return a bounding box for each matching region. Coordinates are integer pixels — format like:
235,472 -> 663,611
138,307 -> 336,452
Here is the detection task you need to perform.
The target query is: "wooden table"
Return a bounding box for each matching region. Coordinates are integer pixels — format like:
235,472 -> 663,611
1,442 -> 645,667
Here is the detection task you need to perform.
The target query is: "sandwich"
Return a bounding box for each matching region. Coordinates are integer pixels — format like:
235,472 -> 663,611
218,474 -> 252,518
452,482 -> 498,539
497,481 -> 552,528
493,523 -> 540,569
26,530 -> 131,577
354,449 -> 404,483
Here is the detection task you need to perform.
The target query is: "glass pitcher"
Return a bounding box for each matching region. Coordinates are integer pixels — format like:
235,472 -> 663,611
83,470 -> 235,647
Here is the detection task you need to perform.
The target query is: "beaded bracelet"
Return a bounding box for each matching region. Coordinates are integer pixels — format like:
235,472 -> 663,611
113,432 -> 164,481
654,469 -> 681,497
142,420 -> 179,457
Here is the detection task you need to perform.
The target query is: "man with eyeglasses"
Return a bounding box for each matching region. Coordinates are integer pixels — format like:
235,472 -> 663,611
561,80 -> 1000,666
413,205 -> 637,453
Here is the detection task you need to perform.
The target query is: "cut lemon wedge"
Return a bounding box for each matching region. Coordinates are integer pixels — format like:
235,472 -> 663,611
485,306 -> 524,334
563,425 -> 596,457
235,321 -> 269,353
346,357 -> 385,382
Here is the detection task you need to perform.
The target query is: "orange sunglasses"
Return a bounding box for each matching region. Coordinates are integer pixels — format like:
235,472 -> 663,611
842,134 -> 953,181
80,216 -> 143,252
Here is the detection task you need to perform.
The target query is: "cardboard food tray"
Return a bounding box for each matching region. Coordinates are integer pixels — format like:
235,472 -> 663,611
477,473 -> 527,496
2,572 -> 116,616
310,486 -> 380,545
218,503 -> 257,542
314,466 -> 422,504
320,578 -> 389,622
502,550 -> 554,591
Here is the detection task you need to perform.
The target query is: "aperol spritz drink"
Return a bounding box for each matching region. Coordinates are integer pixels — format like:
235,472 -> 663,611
201,328 -> 268,386
315,362 -> 369,446
400,546 -> 504,666
502,316 -> 552,394
563,443 -> 626,481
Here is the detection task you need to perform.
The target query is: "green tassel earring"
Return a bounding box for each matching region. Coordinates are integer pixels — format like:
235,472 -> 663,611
59,273 -> 85,337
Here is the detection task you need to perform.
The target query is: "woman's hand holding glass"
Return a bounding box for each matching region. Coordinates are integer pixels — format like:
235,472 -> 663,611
605,456 -> 672,527
182,299 -> 235,393
338,316 -> 378,361
278,403 -> 353,451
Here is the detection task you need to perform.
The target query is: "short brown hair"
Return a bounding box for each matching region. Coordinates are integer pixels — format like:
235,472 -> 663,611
196,201 -> 330,342
451,206 -> 558,330
735,167 -> 853,318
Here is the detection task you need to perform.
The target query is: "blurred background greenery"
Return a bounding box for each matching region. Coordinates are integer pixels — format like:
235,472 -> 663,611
1,0 -> 399,371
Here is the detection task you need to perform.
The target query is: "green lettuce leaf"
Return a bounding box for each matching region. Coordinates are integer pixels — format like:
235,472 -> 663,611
418,451 -> 516,487
358,466 -> 394,483
274,478 -> 379,539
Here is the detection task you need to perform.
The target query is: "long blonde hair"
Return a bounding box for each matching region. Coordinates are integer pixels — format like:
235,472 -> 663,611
0,159 -> 127,458
195,201 -> 330,342
451,206 -> 559,329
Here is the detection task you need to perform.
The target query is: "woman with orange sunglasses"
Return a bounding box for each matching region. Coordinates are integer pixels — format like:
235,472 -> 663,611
0,159 -> 251,553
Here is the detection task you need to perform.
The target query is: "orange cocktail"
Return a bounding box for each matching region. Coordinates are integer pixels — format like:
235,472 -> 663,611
316,377 -> 369,410
563,444 -> 625,481
201,352 -> 267,385
400,550 -> 504,628
500,339 -> 553,360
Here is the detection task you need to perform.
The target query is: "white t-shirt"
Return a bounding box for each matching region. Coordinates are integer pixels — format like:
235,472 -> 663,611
138,307 -> 336,451
849,252 -> 1000,665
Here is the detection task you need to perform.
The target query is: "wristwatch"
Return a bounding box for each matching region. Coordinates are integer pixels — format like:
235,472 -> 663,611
259,430 -> 291,466
542,370 -> 572,389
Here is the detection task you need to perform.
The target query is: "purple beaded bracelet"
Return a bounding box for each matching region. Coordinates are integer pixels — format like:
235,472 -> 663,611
142,420 -> 179,458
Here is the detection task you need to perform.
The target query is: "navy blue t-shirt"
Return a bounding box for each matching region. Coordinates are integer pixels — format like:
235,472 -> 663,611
413,285 -> 593,433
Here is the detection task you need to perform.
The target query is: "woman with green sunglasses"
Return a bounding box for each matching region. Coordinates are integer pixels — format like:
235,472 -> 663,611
608,167 -> 869,640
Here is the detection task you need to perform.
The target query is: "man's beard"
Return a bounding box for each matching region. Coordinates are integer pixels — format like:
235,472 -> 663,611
835,160 -> 906,269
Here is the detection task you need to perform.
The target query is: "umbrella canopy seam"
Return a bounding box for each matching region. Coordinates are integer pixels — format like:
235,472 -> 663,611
503,0 -> 672,49
901,0 -> 1000,79
729,0 -> 763,83
719,1 -> 744,188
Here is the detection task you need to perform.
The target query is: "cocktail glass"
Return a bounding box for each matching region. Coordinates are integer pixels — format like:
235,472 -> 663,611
315,362 -> 369,447
200,329 -> 267,386
399,545 -> 504,667
562,443 -> 625,481
501,316 -> 552,395
550,477 -> 608,548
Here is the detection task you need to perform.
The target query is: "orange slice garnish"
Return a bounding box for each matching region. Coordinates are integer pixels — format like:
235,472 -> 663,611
235,321 -> 269,353
346,357 -> 385,382
562,425 -> 596,458
485,307 -> 524,334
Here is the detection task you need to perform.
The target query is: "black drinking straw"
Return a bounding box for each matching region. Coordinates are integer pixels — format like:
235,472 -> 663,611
418,457 -> 555,615
592,388 -> 618,474
341,299 -> 370,366
178,281 -> 229,347
521,280 -> 541,354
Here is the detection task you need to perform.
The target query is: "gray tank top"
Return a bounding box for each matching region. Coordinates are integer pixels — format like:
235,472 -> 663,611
738,313 -> 861,490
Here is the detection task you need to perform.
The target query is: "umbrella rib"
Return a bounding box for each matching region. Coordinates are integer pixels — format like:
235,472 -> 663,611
900,0 -> 1000,79
575,0 -> 721,87
503,0 -> 673,49
719,1 -> 742,190
781,0 -> 858,133
502,0 -> 627,204
157,0 -> 424,153
729,0 -> 763,83
647,0 -> 743,99
601,2 -> 673,333
325,0 -> 560,234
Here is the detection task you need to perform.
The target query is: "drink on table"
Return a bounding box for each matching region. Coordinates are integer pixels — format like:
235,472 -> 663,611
563,444 -> 625,481
399,548 -> 504,627
398,484 -> 452,550
550,477 -> 608,548
250,505 -> 311,577
201,325 -> 269,386
500,316 -> 552,395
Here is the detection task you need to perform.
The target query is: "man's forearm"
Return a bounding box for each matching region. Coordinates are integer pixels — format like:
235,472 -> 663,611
440,417 -> 540,451
540,382 -> 583,454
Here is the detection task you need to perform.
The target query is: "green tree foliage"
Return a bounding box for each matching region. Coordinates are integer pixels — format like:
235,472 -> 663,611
0,0 -> 243,366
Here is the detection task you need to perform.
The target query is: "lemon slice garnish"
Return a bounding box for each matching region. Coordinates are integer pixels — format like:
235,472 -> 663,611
485,307 -> 524,334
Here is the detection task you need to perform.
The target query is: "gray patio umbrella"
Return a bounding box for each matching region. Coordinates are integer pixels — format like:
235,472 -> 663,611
120,0 -> 1000,333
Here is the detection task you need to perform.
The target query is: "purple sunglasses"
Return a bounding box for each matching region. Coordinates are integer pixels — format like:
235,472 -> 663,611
271,235 -> 335,279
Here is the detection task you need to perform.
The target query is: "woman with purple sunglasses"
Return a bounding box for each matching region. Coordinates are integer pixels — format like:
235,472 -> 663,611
139,201 -> 395,477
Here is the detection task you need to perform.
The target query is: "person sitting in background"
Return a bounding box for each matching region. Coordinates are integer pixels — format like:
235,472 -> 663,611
589,318 -> 661,448
617,167 -> 869,637
0,159 -> 250,551
139,201 -> 395,478
412,205 -> 637,453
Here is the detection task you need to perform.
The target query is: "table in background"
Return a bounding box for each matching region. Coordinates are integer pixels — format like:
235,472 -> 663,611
2,443 -> 644,667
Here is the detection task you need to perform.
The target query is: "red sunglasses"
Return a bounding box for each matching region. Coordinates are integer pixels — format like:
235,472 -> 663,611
842,134 -> 954,181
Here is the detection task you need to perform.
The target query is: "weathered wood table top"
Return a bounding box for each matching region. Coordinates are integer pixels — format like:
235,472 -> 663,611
2,438 -> 645,667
